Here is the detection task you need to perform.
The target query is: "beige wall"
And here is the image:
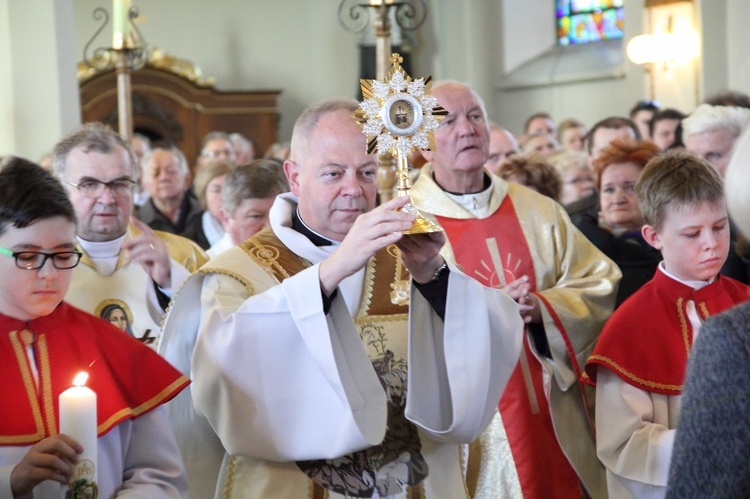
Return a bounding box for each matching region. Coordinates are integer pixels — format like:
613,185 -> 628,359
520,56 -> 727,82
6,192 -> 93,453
1,0 -> 80,160
1,0 -> 746,159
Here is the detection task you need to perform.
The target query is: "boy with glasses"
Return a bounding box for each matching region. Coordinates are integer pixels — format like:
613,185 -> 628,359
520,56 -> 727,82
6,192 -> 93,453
0,157 -> 189,497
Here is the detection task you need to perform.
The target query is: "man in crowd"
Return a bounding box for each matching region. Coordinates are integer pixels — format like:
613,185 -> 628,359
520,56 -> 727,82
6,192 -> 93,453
159,98 -> 524,498
197,131 -> 237,169
485,123 -> 519,174
524,111 -> 556,137
650,108 -> 686,150
207,159 -> 289,257
629,99 -> 660,141
137,146 -> 208,248
520,131 -> 560,156
230,132 -> 256,164
52,123 -> 207,350
411,81 -> 620,498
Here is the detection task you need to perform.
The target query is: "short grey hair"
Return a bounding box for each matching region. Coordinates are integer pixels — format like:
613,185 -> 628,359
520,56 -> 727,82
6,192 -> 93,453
547,150 -> 589,177
141,146 -> 190,176
682,104 -> 750,142
725,126 -> 750,239
200,131 -> 235,156
432,80 -> 488,121
52,122 -> 137,180
222,159 -> 289,214
289,98 -> 360,165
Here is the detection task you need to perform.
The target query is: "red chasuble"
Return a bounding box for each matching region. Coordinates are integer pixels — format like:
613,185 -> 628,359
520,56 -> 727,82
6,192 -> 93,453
584,270 -> 750,394
436,197 -> 582,498
0,302 -> 189,445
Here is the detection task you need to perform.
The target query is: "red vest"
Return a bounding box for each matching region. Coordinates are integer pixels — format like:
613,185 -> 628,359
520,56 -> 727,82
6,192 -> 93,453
0,302 -> 189,445
585,270 -> 750,394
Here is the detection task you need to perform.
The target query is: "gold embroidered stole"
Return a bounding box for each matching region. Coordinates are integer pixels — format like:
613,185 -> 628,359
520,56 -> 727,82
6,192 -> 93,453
232,230 -> 429,499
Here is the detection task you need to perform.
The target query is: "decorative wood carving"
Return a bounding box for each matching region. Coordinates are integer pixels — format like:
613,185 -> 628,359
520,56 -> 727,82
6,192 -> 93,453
79,58 -> 280,169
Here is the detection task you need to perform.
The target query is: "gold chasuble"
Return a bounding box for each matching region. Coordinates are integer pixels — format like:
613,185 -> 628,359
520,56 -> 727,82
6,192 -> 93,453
411,166 -> 619,499
202,229 -> 435,499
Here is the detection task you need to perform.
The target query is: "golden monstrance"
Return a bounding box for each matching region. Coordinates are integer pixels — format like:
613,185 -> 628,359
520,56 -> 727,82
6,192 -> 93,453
354,53 -> 447,234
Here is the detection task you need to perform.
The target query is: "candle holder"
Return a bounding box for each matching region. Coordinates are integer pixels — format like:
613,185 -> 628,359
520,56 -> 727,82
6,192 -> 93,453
82,7 -> 149,75
82,6 -> 150,140
354,53 -> 446,234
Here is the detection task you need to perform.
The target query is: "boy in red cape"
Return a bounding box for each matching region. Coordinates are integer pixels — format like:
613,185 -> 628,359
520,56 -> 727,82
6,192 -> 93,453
0,158 -> 189,498
583,149 -> 750,497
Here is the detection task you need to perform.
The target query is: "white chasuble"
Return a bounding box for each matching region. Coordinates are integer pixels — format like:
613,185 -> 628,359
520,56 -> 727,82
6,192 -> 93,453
67,259 -> 162,348
161,194 -> 522,499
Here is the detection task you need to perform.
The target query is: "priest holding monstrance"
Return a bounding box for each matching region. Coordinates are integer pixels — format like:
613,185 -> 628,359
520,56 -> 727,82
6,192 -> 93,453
160,57 -> 523,497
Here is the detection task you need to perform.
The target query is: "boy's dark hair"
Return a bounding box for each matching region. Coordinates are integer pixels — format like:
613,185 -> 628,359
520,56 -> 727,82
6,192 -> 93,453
0,157 -> 76,237
585,117 -> 641,155
629,99 -> 661,118
648,108 -> 686,137
635,149 -> 725,231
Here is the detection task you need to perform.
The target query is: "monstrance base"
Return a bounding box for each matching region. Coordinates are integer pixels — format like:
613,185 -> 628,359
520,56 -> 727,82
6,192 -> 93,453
401,203 -> 444,234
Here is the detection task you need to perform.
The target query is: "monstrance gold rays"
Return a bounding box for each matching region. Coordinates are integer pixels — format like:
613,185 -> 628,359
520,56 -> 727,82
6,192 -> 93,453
354,53 -> 447,234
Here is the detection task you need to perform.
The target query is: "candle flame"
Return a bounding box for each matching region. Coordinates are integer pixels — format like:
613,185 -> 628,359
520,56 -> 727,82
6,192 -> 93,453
73,372 -> 89,387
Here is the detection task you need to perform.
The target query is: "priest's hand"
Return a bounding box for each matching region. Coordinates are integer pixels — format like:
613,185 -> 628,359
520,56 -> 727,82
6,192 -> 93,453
397,231 -> 447,284
520,293 -> 542,324
319,196 -> 415,296
499,276 -> 541,323
500,276 -> 530,302
124,216 -> 172,289
10,434 -> 82,496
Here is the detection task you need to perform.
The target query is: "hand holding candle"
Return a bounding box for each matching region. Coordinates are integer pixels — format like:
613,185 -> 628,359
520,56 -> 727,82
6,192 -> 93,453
59,372 -> 98,498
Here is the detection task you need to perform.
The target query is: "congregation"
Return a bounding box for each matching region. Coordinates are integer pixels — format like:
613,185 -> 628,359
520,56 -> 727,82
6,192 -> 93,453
2,78 -> 750,499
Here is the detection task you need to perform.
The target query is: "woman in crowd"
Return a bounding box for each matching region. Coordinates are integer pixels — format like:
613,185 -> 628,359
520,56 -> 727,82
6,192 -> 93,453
574,139 -> 662,306
496,152 -> 561,201
557,118 -> 587,153
547,150 -> 596,208
191,159 -> 233,249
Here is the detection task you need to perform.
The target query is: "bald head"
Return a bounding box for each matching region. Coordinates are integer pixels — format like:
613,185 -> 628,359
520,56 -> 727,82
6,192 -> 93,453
486,125 -> 519,173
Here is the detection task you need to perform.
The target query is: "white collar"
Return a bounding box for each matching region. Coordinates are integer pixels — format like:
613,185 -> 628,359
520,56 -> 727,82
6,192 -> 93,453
443,182 -> 494,218
77,233 -> 126,258
658,262 -> 716,291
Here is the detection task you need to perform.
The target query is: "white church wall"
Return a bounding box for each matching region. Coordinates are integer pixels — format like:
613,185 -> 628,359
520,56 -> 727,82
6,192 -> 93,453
1,0 -> 745,159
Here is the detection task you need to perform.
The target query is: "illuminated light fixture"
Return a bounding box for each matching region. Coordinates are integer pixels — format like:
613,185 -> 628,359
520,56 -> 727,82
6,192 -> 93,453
626,31 -> 699,65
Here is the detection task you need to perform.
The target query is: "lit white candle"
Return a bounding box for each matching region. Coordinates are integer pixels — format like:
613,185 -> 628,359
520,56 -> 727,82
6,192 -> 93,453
112,0 -> 132,49
59,372 -> 98,493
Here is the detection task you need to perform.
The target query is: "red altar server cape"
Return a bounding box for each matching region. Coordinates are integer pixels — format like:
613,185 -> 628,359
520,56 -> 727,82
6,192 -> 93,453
584,270 -> 750,394
0,302 -> 190,445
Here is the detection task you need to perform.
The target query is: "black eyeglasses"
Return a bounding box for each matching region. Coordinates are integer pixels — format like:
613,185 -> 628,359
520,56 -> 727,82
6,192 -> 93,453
65,178 -> 136,198
0,246 -> 83,270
